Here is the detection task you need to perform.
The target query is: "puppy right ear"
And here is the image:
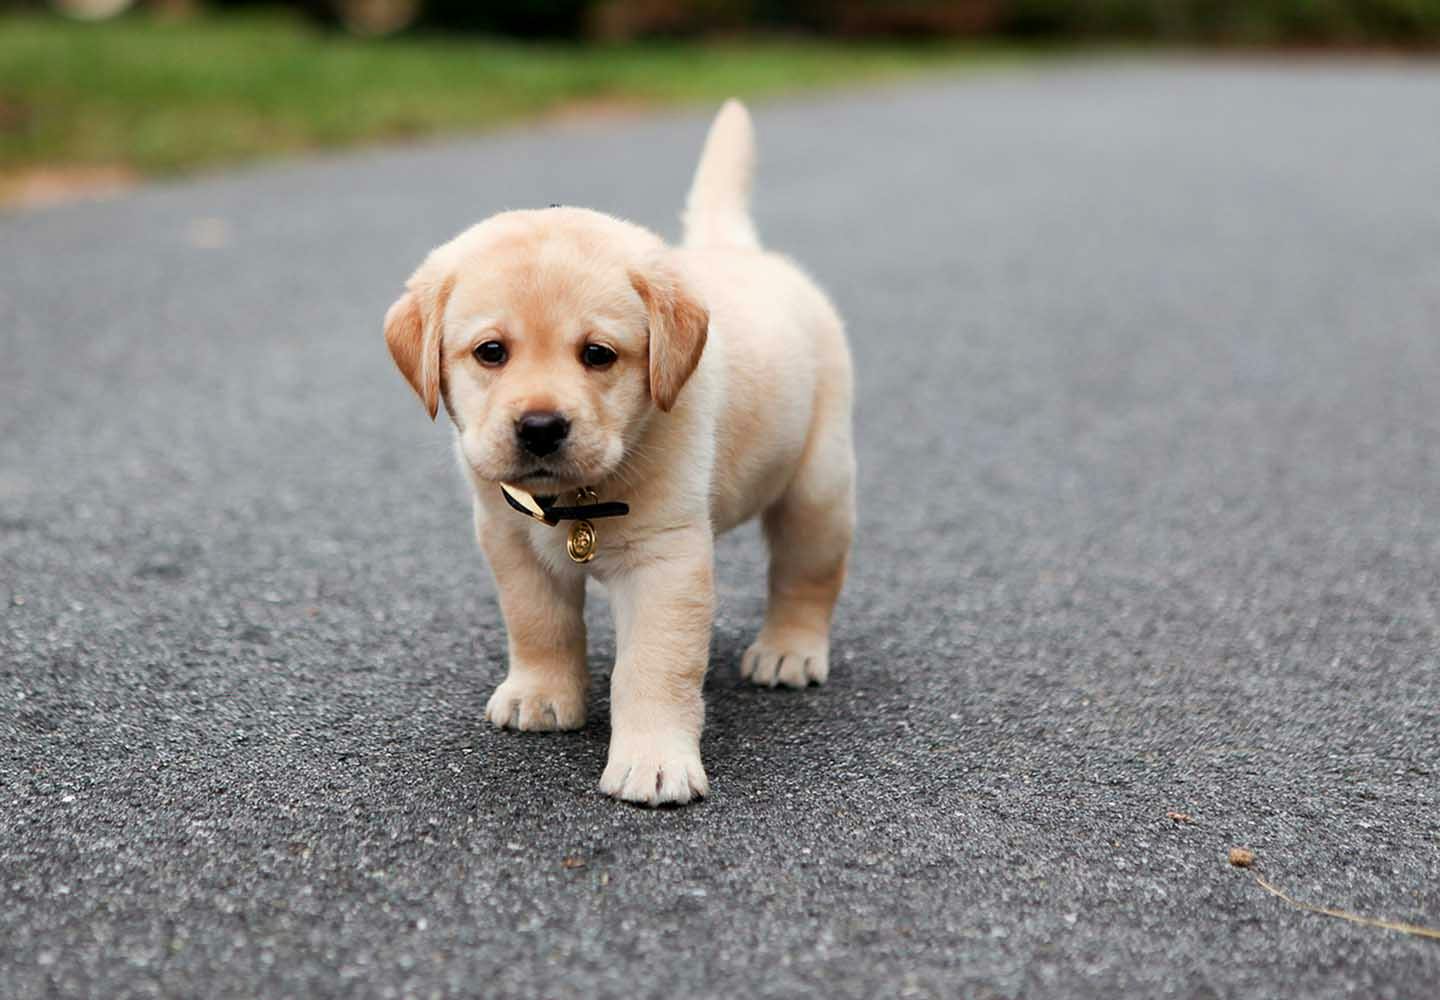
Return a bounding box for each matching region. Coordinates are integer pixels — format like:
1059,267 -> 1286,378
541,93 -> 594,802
384,275 -> 454,420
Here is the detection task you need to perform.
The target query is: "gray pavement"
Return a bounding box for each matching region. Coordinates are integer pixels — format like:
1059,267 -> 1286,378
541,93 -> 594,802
2,62 -> 1439,999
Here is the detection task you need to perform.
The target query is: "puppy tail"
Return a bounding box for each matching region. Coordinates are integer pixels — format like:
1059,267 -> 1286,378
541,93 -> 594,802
683,99 -> 761,251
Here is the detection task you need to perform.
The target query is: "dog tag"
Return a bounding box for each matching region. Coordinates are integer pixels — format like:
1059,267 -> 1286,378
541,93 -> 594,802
567,520 -> 597,563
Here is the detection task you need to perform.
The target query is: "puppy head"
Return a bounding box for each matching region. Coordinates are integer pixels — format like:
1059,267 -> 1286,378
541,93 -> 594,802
383,208 -> 708,492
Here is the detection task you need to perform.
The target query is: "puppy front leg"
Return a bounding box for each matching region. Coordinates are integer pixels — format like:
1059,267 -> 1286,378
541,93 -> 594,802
599,530 -> 714,806
479,517 -> 588,731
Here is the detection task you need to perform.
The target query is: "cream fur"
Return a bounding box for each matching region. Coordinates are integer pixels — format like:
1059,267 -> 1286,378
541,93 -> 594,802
383,100 -> 855,806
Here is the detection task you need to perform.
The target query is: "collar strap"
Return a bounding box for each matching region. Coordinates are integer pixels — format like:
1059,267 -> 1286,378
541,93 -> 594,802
500,483 -> 629,526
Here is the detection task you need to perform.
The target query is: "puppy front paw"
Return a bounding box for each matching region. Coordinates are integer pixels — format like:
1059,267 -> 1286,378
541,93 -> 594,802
599,735 -> 708,806
740,633 -> 830,689
484,676 -> 586,731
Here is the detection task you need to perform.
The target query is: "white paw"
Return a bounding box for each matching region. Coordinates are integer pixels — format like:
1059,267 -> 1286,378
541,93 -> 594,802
484,676 -> 585,731
598,735 -> 708,806
740,633 -> 830,688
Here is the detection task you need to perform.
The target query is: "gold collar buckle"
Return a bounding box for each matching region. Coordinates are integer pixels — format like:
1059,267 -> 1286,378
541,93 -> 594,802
499,482 -> 558,525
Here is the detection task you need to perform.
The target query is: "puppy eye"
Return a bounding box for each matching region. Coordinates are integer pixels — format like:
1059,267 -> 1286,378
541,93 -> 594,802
474,341 -> 507,367
581,344 -> 617,369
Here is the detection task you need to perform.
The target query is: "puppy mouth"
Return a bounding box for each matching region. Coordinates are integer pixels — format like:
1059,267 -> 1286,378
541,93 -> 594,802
515,468 -> 561,483
510,465 -> 590,489
508,451 -> 616,488
470,438 -> 622,489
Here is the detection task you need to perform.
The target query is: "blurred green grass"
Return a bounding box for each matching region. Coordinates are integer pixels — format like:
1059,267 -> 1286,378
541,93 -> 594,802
0,9 -> 1029,178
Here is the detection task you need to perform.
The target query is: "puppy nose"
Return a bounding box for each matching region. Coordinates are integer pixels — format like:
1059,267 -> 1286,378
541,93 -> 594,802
515,411 -> 570,457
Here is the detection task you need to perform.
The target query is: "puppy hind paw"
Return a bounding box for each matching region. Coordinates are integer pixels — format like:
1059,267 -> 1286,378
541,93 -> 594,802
740,637 -> 829,689
484,677 -> 586,731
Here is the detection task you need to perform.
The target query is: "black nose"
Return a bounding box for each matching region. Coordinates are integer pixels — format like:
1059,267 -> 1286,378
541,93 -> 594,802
515,411 -> 570,457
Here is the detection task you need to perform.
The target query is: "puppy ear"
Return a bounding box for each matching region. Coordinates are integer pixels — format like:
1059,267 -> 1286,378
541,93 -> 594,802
631,264 -> 708,412
384,274 -> 455,420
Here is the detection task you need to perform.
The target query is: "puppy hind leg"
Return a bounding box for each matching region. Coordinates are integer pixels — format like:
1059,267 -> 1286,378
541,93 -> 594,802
742,433 -> 855,689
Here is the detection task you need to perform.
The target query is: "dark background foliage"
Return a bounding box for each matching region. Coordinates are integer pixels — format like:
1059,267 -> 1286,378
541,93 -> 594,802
408,0 -> 1440,42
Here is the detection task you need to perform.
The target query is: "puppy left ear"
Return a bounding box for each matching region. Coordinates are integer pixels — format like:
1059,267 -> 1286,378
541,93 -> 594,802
631,263 -> 709,412
384,273 -> 456,421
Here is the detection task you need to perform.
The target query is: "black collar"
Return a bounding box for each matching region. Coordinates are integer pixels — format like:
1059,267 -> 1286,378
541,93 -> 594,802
500,483 -> 629,526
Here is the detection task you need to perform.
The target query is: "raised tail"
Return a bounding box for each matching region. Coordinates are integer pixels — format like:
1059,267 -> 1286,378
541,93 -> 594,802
682,99 -> 760,251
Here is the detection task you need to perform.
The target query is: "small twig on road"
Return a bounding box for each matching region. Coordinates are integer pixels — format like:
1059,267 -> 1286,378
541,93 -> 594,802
1255,876 -> 1440,941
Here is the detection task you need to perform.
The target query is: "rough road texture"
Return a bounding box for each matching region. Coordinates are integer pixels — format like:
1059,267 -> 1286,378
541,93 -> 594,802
3,64 -> 1438,999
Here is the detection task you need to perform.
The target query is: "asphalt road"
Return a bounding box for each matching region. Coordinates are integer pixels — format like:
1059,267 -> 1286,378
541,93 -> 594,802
3,62 -> 1439,999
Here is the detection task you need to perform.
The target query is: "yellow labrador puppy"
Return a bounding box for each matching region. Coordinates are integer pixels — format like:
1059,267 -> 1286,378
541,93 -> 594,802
383,101 -> 854,805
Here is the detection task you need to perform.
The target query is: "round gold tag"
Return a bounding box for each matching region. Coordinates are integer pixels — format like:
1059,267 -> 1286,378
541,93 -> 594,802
566,520 -> 597,563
